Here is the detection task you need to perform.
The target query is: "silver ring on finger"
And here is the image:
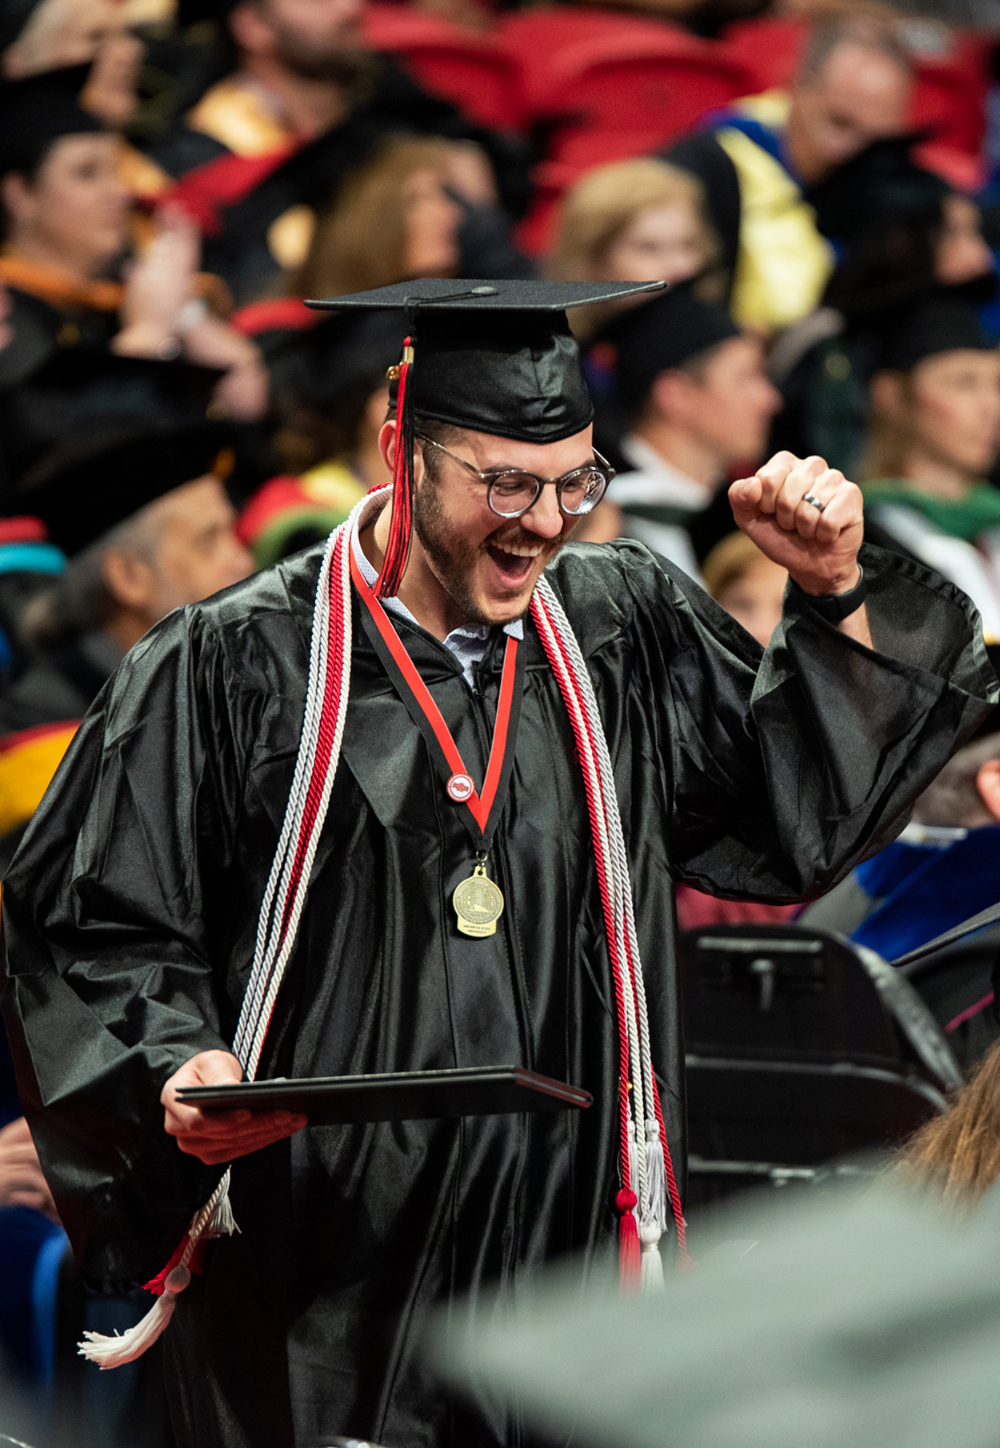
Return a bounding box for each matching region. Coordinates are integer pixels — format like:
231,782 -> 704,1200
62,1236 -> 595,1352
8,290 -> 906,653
802,493 -> 826,513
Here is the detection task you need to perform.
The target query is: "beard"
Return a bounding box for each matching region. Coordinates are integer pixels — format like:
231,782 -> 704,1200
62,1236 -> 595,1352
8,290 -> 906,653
411,471 -> 568,627
270,23 -> 374,87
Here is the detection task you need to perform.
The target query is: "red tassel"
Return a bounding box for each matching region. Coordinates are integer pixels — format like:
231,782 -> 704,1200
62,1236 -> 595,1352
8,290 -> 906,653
376,336 -> 415,597
617,1188 -> 640,1290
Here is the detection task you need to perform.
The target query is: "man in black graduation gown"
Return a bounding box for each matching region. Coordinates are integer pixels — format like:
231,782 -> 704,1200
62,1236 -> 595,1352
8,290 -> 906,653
2,278 -> 996,1449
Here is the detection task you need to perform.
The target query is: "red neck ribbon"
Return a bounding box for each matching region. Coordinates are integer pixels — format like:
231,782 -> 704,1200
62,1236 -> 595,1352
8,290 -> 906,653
350,546 -> 520,843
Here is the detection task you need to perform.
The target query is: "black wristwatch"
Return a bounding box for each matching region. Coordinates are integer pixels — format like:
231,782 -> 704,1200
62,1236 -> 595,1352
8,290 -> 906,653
789,567 -> 867,622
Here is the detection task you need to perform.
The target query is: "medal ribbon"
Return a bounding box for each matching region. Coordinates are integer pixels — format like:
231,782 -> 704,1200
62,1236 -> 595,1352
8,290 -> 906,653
351,547 -> 524,852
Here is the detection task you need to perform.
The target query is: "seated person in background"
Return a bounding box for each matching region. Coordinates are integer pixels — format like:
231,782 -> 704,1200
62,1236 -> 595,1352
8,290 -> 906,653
0,65 -> 269,479
0,420 -> 252,871
701,529 -> 788,649
770,138 -> 996,477
861,294 -> 1000,638
576,283 -> 780,576
153,0 -> 529,302
665,13 -> 913,331
676,529 -> 798,930
1,0 -> 141,127
293,137 -> 465,302
547,157 -> 723,341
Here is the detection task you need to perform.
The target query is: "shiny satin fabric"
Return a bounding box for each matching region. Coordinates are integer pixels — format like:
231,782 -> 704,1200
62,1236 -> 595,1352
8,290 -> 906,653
2,540 -> 995,1447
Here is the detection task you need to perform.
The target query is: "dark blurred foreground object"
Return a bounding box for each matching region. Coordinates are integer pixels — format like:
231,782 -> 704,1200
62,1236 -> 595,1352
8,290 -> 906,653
679,922 -> 962,1209
432,1182 -> 1000,1448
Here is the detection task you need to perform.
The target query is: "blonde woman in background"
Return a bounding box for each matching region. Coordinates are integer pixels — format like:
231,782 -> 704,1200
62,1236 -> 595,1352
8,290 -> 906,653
547,157 -> 723,339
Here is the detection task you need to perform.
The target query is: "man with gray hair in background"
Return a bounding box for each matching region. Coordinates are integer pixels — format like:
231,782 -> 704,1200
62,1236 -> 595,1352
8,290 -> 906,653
665,12 -> 915,331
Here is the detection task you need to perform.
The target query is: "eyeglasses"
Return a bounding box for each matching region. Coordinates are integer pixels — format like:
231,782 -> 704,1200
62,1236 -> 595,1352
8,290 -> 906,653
416,434 -> 615,519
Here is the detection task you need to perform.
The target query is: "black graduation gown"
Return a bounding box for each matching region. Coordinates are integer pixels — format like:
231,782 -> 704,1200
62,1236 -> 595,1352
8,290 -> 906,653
1,539 -> 994,1447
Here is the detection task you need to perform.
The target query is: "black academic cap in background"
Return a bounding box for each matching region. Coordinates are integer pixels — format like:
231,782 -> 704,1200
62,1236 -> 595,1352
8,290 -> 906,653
16,418 -> 236,557
0,0 -> 41,54
808,133 -> 950,245
595,282 -> 740,413
304,278 -> 663,595
175,0 -> 237,23
0,64 -> 105,177
0,349 -> 227,497
876,293 -> 997,372
267,310 -> 406,412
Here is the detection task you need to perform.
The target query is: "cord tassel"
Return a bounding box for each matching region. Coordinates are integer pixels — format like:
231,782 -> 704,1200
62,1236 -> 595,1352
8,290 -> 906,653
79,1265 -> 191,1369
639,1222 -> 664,1291
617,1189 -> 641,1288
376,335 -> 416,597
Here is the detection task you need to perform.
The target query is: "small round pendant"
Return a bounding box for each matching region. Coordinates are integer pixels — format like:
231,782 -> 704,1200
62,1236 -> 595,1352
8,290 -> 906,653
446,772 -> 474,802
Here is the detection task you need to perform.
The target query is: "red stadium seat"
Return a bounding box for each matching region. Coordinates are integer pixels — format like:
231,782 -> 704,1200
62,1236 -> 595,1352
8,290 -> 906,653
501,7 -> 688,114
363,4 -> 527,131
722,16 -> 804,92
515,29 -> 753,254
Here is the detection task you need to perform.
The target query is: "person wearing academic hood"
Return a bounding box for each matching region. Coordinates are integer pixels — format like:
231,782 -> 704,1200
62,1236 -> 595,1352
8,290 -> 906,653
0,65 -> 270,430
578,282 -> 781,579
862,294 -> 1000,638
151,0 -> 532,305
1,277 -> 995,1448
0,415 -> 253,870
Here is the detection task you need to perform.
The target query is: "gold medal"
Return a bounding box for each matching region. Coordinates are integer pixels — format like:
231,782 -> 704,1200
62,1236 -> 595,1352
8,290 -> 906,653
453,861 -> 505,938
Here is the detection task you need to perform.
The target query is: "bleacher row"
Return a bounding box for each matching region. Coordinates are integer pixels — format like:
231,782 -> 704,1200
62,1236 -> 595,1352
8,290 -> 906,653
361,6 -> 994,250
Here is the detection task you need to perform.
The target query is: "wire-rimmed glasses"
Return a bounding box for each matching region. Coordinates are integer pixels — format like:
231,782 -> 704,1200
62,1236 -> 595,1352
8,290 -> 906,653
416,433 -> 615,518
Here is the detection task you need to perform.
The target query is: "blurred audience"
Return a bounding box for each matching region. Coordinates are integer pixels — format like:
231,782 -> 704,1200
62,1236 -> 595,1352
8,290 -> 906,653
0,64 -> 269,471
293,137 -> 465,300
861,294 -> 1000,636
578,284 -> 780,576
238,311 -> 400,567
0,420 -> 252,869
771,136 -> 996,475
548,158 -> 722,339
701,529 -> 788,647
666,13 -> 914,330
151,0 -> 530,302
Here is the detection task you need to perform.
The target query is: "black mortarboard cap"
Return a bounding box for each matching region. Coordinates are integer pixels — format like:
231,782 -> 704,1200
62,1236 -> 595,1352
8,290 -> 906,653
0,65 -> 104,177
0,348 -> 226,492
176,0 -> 237,23
807,132 -> 950,244
16,419 -> 235,557
877,293 -> 997,372
305,278 -> 663,595
595,281 -> 740,412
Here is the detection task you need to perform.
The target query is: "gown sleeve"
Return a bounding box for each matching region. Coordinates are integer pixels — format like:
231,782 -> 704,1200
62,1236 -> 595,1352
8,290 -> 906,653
611,540 -> 999,902
0,606 -> 255,1292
